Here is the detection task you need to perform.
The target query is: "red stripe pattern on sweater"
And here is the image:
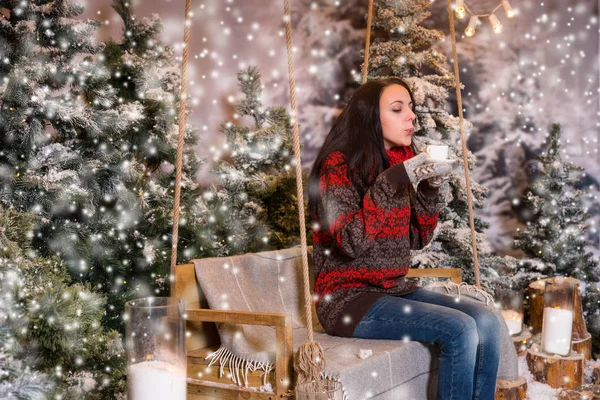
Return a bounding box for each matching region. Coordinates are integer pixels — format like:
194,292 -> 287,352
312,145 -> 441,336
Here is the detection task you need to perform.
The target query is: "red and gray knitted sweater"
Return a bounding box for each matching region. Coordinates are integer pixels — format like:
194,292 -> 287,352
312,145 -> 440,337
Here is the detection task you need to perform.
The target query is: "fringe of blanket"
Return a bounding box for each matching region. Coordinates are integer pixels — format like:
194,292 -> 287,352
206,345 -> 274,389
206,345 -> 349,399
427,281 -> 495,306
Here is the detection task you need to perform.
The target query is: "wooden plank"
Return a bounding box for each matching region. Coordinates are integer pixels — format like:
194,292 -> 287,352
186,308 -> 290,327
187,381 -> 277,399
407,268 -> 462,284
175,263 -> 200,304
176,264 -> 220,352
275,316 -> 293,395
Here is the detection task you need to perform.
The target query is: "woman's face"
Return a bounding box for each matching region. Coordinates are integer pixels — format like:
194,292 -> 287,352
379,84 -> 416,149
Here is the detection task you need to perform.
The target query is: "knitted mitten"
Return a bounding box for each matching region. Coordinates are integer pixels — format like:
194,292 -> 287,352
384,153 -> 456,186
426,175 -> 451,187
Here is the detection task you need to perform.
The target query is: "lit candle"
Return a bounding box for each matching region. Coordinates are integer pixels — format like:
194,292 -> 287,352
500,309 -> 523,335
541,307 -> 573,356
128,360 -> 187,400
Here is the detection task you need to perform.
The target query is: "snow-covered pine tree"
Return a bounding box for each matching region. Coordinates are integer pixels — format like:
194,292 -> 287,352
0,0 -> 139,328
0,0 -> 208,332
514,124 -> 599,281
0,355 -> 54,400
0,207 -> 126,399
103,0 -> 214,291
202,66 -> 309,256
514,123 -> 600,355
360,0 -> 513,286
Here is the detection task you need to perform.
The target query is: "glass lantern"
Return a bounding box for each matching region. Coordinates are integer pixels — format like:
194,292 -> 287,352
541,278 -> 576,356
296,379 -> 344,400
125,297 -> 187,400
495,288 -> 524,336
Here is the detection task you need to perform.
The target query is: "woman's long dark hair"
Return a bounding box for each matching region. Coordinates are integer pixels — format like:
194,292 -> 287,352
307,78 -> 416,223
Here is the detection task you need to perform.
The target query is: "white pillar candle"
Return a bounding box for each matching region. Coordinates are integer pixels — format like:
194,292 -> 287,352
541,307 -> 574,356
128,360 -> 187,400
500,309 -> 523,335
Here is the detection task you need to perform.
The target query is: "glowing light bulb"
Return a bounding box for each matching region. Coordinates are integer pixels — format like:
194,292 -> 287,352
489,14 -> 503,34
502,0 -> 515,18
465,16 -> 479,37
455,0 -> 466,19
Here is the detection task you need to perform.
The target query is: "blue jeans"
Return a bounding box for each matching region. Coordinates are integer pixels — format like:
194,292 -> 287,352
352,288 -> 501,400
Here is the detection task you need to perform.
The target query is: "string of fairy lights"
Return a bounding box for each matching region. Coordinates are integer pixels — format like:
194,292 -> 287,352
455,0 -> 516,37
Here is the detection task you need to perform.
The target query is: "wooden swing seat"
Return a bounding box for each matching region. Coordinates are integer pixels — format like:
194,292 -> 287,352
176,246 -> 462,399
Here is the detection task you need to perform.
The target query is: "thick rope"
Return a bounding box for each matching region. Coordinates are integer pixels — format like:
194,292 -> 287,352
362,0 -> 374,84
282,0 -> 326,386
446,0 -> 481,287
170,0 -> 192,294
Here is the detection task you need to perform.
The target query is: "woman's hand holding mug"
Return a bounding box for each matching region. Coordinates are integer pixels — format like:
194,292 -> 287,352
384,146 -> 456,187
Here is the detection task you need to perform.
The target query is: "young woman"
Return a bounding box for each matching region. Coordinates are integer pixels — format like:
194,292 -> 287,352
307,77 -> 501,400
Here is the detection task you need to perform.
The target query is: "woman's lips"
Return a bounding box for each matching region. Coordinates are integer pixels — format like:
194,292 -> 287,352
405,129 -> 413,135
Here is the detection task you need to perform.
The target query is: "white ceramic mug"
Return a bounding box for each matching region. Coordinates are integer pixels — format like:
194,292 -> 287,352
424,145 -> 449,160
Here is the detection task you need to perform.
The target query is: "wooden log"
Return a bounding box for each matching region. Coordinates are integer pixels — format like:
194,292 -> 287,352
592,364 -> 600,385
558,384 -> 600,400
526,347 -> 584,389
527,277 -> 589,341
528,280 -> 545,335
572,332 -> 592,360
512,326 -> 533,357
494,376 -> 527,400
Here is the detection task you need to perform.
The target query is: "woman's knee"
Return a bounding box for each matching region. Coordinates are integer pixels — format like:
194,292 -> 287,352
443,314 -> 479,353
473,308 -> 502,339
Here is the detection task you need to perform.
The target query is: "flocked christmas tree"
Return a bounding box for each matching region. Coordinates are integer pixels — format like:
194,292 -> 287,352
513,123 -> 600,355
514,124 -> 599,281
0,0 -> 134,327
0,207 -> 126,399
201,66 -> 309,256
103,0 -> 214,290
0,0 -> 209,334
